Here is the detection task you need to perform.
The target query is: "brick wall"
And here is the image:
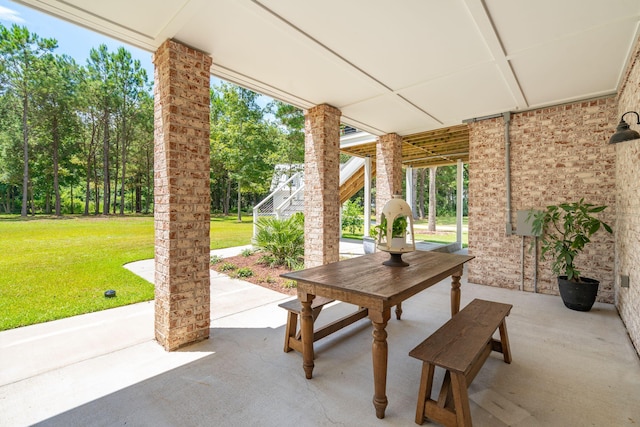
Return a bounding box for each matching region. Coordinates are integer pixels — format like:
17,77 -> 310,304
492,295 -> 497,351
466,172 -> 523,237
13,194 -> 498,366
615,34 -> 640,355
304,104 -> 341,268
153,40 -> 212,351
468,98 -> 617,303
376,133 -> 403,218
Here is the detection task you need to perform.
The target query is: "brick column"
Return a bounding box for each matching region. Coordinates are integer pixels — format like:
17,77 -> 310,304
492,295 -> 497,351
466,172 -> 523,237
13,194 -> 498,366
304,104 -> 341,268
153,40 -> 212,351
376,133 -> 403,217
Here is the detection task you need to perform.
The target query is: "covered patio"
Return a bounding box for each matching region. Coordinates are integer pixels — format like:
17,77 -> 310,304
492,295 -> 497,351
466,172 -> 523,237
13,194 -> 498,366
4,1 -> 640,425
2,252 -> 639,426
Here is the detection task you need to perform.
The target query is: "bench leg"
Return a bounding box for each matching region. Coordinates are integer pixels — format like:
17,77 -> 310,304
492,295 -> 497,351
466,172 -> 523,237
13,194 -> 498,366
283,311 -> 298,353
451,372 -> 472,427
283,305 -> 326,355
498,319 -> 512,364
415,362 -> 435,424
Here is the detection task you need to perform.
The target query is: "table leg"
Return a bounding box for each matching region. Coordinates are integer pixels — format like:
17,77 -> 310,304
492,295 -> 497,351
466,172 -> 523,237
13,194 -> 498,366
371,308 -> 391,419
450,270 -> 462,316
300,294 -> 315,379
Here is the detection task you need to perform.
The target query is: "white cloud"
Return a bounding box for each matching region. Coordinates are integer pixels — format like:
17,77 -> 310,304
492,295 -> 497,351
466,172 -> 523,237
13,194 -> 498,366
0,6 -> 25,24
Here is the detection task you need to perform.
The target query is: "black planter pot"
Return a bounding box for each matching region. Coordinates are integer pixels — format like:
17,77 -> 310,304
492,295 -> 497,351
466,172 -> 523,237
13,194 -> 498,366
557,276 -> 599,312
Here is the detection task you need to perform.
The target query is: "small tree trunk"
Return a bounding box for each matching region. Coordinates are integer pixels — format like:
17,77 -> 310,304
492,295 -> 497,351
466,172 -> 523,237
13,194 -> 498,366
418,168 -> 425,219
21,95 -> 29,217
223,178 -> 231,216
237,182 -> 242,222
102,113 -> 110,215
428,166 -> 437,232
52,116 -> 61,216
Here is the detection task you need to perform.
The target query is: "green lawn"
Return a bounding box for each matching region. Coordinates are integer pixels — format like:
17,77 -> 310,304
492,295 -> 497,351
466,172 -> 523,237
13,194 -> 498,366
0,215 -> 253,331
343,216 -> 468,247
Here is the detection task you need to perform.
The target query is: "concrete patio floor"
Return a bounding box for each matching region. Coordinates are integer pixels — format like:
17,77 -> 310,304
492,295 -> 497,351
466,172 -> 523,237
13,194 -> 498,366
1,243 -> 639,427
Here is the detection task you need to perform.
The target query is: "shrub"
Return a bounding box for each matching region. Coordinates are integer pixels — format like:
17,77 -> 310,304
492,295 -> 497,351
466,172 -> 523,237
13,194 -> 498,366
341,197 -> 364,234
219,262 -> 237,272
210,255 -> 223,264
283,280 -> 297,289
254,215 -> 304,269
241,248 -> 255,257
235,267 -> 254,278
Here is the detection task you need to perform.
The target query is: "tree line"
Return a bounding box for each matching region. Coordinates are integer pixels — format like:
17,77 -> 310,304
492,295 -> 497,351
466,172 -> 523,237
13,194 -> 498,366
0,24 -> 153,216
0,24 -> 306,218
0,23 -> 463,220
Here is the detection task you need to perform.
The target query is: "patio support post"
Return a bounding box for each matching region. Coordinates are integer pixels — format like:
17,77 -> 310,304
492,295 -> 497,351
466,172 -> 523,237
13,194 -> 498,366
153,40 -> 212,351
456,159 -> 463,249
376,133 -> 403,218
304,104 -> 341,268
364,156 -> 372,236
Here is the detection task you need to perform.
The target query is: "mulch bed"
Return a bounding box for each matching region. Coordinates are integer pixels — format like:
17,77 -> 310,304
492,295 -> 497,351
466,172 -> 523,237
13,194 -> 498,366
210,252 -> 297,296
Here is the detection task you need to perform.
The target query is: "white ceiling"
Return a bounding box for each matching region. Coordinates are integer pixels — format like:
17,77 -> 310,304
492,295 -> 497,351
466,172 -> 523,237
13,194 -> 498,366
16,0 -> 640,136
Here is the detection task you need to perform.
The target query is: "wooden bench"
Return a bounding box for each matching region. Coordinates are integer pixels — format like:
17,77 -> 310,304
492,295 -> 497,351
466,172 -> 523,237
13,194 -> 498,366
409,298 -> 512,427
278,297 -> 368,355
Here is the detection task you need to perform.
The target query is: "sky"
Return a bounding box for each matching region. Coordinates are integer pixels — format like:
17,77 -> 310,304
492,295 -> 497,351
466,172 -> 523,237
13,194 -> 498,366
0,0 -> 156,78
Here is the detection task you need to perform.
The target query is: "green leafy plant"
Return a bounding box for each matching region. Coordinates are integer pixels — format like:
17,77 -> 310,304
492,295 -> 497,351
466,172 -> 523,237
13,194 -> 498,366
210,255 -> 223,264
241,248 -> 255,257
392,216 -> 408,238
235,267 -> 254,278
283,280 -> 297,289
341,198 -> 364,234
528,199 -> 612,282
372,215 -> 408,241
219,262 -> 237,272
254,214 -> 304,269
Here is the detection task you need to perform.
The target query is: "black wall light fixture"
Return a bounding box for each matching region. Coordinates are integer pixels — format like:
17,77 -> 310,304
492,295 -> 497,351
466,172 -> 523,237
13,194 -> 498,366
609,111 -> 640,144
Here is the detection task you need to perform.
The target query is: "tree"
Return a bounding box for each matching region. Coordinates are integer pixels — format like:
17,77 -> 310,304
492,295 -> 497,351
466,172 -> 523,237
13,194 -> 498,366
0,91 -> 22,213
0,24 -> 57,216
428,166 -> 437,231
32,54 -> 81,216
417,168 -> 425,219
111,47 -> 148,215
210,82 -> 276,220
86,44 -> 115,215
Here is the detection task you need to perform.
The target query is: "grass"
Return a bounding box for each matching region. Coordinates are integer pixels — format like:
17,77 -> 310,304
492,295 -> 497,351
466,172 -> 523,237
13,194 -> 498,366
0,214 -> 253,331
343,216 -> 468,247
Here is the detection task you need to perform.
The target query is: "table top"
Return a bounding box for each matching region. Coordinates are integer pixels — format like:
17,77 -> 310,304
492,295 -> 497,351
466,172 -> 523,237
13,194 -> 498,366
281,250 -> 474,308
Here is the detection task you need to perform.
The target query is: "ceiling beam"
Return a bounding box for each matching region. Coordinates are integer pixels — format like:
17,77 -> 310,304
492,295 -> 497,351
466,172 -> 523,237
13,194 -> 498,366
463,0 -> 528,110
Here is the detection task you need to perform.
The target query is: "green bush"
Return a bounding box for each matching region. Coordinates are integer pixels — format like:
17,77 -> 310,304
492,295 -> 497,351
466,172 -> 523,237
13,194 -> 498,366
241,248 -> 255,257
220,262 -> 237,272
284,280 -> 297,289
254,214 -> 304,270
210,255 -> 223,264
341,198 -> 364,234
235,267 -> 254,278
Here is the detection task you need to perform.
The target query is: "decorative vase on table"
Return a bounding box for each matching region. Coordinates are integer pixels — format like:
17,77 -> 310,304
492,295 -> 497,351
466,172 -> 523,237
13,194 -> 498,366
374,195 -> 415,267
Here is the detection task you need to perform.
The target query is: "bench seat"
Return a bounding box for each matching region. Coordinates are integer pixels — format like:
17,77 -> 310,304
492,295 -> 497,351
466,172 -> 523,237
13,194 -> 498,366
409,298 -> 512,426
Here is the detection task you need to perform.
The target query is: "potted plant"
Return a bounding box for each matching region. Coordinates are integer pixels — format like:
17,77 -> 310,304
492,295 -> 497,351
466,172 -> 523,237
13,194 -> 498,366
528,199 -> 612,311
363,227 -> 377,254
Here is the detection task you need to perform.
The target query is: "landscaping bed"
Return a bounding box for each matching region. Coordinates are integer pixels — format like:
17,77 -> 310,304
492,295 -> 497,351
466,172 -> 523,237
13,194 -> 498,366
211,252 -> 297,296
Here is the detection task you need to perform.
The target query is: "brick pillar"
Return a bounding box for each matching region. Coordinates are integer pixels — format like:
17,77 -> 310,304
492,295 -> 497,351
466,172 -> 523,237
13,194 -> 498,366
304,104 -> 341,268
376,133 -> 403,217
153,40 -> 212,351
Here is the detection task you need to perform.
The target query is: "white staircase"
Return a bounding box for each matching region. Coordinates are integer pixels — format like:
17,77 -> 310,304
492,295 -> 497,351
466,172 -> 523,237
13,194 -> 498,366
253,157 -> 366,238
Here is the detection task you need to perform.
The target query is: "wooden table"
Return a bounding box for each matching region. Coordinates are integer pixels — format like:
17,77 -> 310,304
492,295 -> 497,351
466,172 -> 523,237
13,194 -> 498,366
281,250 -> 474,419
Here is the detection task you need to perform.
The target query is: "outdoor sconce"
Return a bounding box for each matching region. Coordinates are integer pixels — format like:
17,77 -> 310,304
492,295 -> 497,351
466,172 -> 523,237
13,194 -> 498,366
609,111 -> 640,144
375,195 -> 415,267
